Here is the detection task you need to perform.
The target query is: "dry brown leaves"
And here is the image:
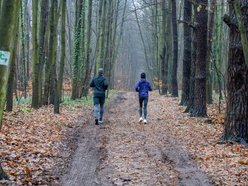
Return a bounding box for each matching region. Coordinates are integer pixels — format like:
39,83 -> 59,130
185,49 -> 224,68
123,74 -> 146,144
154,94 -> 248,186
98,92 -> 247,186
0,103 -> 91,185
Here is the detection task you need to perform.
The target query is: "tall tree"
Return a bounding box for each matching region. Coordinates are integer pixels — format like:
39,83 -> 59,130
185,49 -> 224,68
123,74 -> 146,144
160,0 -> 169,95
191,0 -> 208,117
71,0 -> 84,99
6,19 -> 19,112
43,0 -> 58,105
223,0 -> 248,143
81,0 -> 93,94
0,0 -> 20,179
180,0 -> 192,105
171,0 -> 178,97
185,5 -> 197,113
57,0 -> 67,102
206,0 -> 216,104
31,0 -> 39,108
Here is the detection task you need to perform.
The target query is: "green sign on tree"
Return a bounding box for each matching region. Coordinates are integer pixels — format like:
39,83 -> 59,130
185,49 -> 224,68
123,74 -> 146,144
0,51 -> 10,66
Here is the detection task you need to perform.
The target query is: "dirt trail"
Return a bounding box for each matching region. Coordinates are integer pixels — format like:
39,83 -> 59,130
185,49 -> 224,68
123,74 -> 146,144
61,92 -> 212,185
97,92 -> 211,185
61,123 -> 101,186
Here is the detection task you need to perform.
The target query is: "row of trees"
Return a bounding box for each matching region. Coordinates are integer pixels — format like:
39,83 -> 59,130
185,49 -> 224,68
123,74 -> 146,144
0,0 -> 127,178
128,0 -> 247,142
112,0 -> 247,143
0,0 -> 128,114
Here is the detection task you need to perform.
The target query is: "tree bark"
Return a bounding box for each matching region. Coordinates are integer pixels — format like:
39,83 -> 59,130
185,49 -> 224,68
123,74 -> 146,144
180,0 -> 192,105
43,0 -> 56,105
160,0 -> 169,95
6,25 -> 18,112
57,0 -> 67,102
71,0 -> 84,99
206,0 -> 216,104
191,0 -> 208,117
171,0 -> 178,97
31,0 -> 39,108
223,0 -> 248,143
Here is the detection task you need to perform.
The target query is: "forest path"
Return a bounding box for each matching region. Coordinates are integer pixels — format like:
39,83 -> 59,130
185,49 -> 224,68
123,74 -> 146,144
61,91 -> 212,186
61,117 -> 101,186
97,92 -> 212,185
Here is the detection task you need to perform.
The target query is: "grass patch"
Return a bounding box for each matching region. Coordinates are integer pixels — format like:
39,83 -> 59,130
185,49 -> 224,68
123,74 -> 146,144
61,95 -> 93,107
13,96 -> 32,106
11,89 -> 120,108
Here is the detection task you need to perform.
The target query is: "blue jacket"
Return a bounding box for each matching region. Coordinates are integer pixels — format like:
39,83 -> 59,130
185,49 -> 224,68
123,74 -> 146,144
135,79 -> 152,97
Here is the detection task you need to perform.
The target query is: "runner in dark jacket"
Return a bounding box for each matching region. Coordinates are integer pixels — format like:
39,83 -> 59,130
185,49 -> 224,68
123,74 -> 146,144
90,68 -> 108,125
135,72 -> 152,124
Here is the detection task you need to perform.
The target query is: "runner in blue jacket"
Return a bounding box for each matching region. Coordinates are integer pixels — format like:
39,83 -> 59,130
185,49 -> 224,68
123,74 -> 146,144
135,72 -> 152,124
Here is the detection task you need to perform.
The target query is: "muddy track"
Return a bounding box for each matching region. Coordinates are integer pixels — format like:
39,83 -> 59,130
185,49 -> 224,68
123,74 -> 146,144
59,94 -> 121,186
60,92 -> 212,185
97,92 -> 212,185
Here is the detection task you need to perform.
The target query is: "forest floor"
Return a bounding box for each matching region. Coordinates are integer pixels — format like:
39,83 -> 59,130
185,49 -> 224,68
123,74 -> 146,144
0,91 -> 248,185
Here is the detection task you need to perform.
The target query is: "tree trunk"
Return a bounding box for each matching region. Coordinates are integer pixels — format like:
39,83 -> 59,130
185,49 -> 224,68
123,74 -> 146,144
160,45 -> 168,95
31,0 -> 39,108
20,0 -> 27,99
99,0 -> 107,68
43,0 -> 56,105
180,0 -> 192,105
191,0 -> 208,117
160,0 -> 169,95
206,0 -> 216,104
171,0 -> 178,97
49,0 -> 59,105
6,26 -> 19,112
71,0 -> 84,99
185,26 -> 197,113
57,0 -> 67,102
0,0 -> 19,179
223,0 -> 248,143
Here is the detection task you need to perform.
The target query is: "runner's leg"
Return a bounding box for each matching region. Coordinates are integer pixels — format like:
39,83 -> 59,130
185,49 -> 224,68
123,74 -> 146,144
139,96 -> 143,118
93,97 -> 100,124
144,97 -> 148,119
99,96 -> 105,122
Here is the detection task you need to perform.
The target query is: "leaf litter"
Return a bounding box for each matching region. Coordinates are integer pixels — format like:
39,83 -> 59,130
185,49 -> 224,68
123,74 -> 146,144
0,91 -> 247,186
0,103 -> 92,185
97,91 -> 247,186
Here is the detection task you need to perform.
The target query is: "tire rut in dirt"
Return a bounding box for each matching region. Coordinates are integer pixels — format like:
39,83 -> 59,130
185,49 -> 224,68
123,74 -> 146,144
162,138 -> 212,186
61,124 -> 101,186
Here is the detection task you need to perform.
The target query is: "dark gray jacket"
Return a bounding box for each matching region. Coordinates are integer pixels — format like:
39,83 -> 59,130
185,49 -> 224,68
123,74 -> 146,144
90,75 -> 109,97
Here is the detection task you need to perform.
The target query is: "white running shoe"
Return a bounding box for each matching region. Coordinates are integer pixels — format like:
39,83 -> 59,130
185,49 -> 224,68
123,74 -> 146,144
139,117 -> 143,122
143,119 -> 147,124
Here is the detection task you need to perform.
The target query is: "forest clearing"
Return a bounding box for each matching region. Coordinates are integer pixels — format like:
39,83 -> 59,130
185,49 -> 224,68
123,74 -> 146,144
0,0 -> 248,185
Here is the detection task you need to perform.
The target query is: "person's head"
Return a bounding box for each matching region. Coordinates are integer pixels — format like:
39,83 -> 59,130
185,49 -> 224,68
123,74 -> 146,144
98,68 -> 104,76
141,72 -> 146,79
